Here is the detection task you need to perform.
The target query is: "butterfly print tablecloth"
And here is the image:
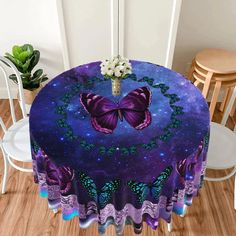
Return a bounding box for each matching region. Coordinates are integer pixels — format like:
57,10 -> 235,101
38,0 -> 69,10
30,60 -> 210,235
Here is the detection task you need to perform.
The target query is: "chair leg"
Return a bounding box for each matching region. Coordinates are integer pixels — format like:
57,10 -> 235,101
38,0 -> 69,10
1,149 -> 9,194
234,174 -> 236,210
180,204 -> 187,217
167,221 -> 172,232
53,209 -> 58,214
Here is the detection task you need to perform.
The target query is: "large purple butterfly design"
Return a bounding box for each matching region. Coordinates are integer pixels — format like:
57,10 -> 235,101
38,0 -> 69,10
80,86 -> 152,134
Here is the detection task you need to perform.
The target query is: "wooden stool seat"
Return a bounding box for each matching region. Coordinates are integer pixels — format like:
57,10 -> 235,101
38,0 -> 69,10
193,72 -> 236,87
196,48 -> 236,74
194,63 -> 236,82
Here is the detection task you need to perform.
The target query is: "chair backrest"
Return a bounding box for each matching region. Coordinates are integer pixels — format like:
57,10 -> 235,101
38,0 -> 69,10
0,56 -> 27,123
221,85 -> 236,132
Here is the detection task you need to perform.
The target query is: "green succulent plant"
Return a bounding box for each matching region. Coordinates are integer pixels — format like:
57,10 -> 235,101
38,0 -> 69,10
5,44 -> 48,91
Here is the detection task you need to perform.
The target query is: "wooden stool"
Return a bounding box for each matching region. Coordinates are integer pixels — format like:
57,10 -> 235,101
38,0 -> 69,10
188,48 -> 236,120
193,71 -> 236,120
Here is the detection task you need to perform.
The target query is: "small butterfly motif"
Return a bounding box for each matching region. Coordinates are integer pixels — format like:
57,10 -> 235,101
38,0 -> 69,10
99,146 -> 106,155
170,105 -> 184,115
141,139 -> 158,150
169,118 -> 182,128
57,119 -> 68,128
79,140 -> 95,150
128,73 -> 137,81
79,172 -> 120,208
55,105 -> 66,115
121,147 -> 130,156
159,84 -> 170,94
165,94 -> 180,104
65,130 -> 77,140
127,166 -> 173,203
159,131 -> 172,141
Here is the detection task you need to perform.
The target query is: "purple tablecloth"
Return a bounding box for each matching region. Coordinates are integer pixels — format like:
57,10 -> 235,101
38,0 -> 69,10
30,61 -> 209,235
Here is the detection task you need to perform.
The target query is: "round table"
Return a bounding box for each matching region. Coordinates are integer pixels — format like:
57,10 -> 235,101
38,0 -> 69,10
30,60 -> 210,235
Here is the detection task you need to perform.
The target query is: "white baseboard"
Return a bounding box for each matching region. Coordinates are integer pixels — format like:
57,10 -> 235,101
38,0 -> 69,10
0,88 -> 18,99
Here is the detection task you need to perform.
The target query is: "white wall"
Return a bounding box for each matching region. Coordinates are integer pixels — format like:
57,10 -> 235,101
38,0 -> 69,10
124,0 -> 177,66
61,0 -> 112,67
61,0 -> 180,68
0,0 -> 180,98
173,0 -> 236,75
0,0 -> 64,98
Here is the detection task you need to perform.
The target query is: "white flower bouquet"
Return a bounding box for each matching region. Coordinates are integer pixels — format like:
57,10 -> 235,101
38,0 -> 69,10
100,56 -> 132,96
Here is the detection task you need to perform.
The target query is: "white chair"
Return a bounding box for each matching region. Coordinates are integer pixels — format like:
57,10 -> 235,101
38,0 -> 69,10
205,85 -> 236,209
167,87 -> 236,232
0,56 -> 32,194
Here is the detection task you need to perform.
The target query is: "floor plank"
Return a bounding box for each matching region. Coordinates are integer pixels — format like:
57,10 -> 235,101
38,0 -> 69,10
0,99 -> 236,236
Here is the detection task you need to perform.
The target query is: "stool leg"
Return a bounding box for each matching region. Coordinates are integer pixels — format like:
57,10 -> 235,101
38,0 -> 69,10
202,71 -> 213,98
210,81 -> 222,120
194,80 -> 200,87
220,88 -> 230,112
187,59 -> 196,82
230,98 -> 236,117
223,87 -> 234,114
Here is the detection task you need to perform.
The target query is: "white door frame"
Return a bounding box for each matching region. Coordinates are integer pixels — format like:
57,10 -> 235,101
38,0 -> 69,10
57,0 -> 182,69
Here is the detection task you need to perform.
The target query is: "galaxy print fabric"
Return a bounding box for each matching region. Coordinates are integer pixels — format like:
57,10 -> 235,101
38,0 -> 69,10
30,61 -> 210,234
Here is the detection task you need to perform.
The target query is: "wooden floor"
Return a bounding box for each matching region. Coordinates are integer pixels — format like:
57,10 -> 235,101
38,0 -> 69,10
0,99 -> 236,236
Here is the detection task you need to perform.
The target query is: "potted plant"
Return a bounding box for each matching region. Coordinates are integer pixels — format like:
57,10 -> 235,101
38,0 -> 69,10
5,44 -> 48,113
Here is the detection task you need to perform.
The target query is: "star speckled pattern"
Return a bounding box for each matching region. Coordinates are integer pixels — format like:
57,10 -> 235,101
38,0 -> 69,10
30,60 -> 209,195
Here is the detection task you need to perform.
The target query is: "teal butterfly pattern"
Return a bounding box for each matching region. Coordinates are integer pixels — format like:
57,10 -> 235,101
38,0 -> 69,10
79,172 -> 120,208
55,75 -> 184,154
127,166 -> 173,203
